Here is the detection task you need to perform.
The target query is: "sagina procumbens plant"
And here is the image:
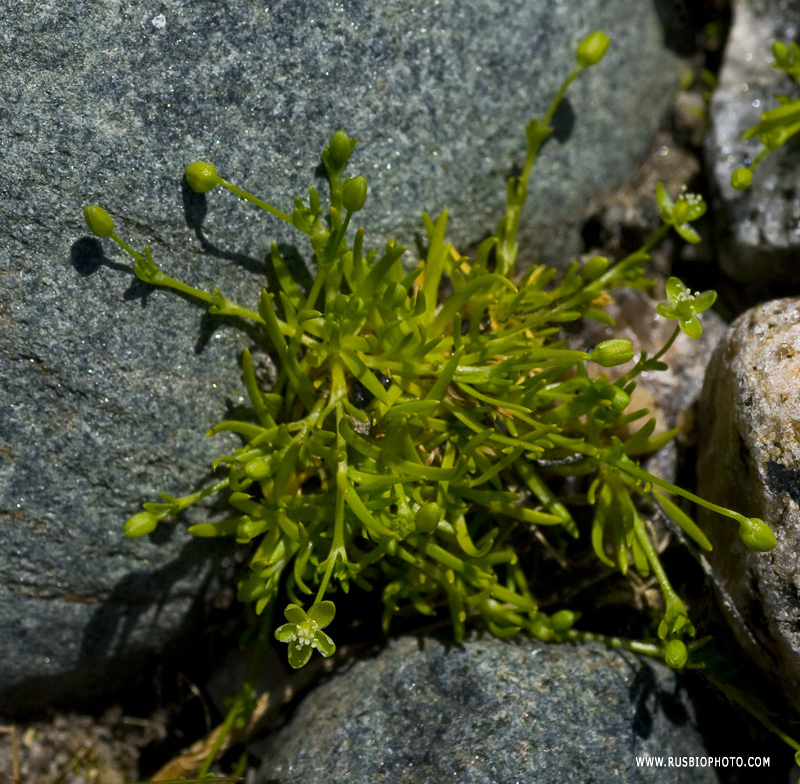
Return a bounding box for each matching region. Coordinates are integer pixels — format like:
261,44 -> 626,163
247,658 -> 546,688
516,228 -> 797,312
83,32 -> 775,677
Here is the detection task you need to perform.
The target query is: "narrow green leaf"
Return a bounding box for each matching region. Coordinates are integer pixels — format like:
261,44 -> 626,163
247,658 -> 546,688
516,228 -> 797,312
340,349 -> 390,404
269,242 -> 303,307
654,491 -> 713,551
422,209 -> 449,315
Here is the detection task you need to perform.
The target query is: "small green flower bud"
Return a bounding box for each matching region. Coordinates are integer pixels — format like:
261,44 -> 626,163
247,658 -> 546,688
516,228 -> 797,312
576,31 -> 610,68
773,41 -> 791,68
730,168 -> 753,190
665,639 -> 688,669
583,255 -> 610,281
124,511 -> 158,538
84,205 -> 115,237
591,338 -> 634,367
550,609 -> 577,633
328,130 -> 353,169
738,517 -> 776,552
415,502 -> 441,533
185,161 -> 219,193
603,385 -> 631,412
342,175 -> 368,212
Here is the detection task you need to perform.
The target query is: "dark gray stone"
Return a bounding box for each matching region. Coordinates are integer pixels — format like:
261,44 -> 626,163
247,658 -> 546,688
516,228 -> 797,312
0,0 -> 684,711
697,298 -> 800,712
704,0 -> 800,292
256,635 -> 717,784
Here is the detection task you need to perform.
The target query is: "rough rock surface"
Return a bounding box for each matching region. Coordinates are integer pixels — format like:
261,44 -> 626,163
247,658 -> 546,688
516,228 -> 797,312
0,0 -> 686,712
697,298 -> 800,710
704,0 -> 800,293
256,635 -> 717,784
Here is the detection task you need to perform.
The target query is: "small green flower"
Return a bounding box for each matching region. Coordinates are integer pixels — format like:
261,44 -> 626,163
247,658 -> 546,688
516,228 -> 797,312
275,601 -> 336,668
656,277 -> 717,339
655,183 -> 706,244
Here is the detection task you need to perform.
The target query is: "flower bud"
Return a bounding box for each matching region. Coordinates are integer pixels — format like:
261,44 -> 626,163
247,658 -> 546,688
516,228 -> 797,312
415,501 -> 441,533
327,130 -> 353,169
773,41 -> 791,68
84,205 -> 115,237
185,161 -> 219,193
591,339 -> 634,367
583,255 -> 610,281
550,609 -> 577,633
664,639 -> 688,669
124,511 -> 158,538
738,517 -> 776,552
602,385 -> 631,412
576,31 -> 610,68
245,457 -> 274,481
342,175 -> 368,212
730,168 -> 753,190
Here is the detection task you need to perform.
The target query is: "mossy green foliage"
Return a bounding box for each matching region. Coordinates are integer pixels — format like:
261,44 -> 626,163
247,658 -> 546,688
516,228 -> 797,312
731,40 -> 800,190
84,32 -> 775,676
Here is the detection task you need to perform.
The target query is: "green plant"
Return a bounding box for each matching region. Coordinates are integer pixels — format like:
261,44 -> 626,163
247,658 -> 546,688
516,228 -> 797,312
83,31 -> 775,684
731,40 -> 800,190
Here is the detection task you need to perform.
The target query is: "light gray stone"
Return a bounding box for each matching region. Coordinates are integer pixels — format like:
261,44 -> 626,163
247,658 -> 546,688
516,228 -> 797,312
0,0 -> 685,711
704,0 -> 800,292
256,635 -> 717,784
697,298 -> 800,710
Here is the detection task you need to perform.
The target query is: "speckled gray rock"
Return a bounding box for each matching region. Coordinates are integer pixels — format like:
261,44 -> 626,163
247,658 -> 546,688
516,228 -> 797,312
256,636 -> 716,784
0,0 -> 685,712
697,298 -> 800,710
705,0 -> 800,292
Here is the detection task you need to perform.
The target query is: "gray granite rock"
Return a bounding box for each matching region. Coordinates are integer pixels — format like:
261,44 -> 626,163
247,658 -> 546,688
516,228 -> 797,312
704,0 -> 800,293
697,298 -> 800,710
256,635 -> 717,784
0,0 -> 685,711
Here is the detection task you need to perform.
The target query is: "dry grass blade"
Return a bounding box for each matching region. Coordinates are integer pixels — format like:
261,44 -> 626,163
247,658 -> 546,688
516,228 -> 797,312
0,726 -> 21,784
150,650 -> 344,781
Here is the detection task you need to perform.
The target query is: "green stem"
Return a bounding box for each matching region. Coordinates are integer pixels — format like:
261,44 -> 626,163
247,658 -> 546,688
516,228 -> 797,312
315,365 -> 349,604
324,209 -> 353,265
521,65 -> 581,184
639,222 -> 670,255
618,324 -> 681,386
110,233 -> 145,262
218,177 -> 293,225
549,434 -> 749,528
705,675 -> 800,754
